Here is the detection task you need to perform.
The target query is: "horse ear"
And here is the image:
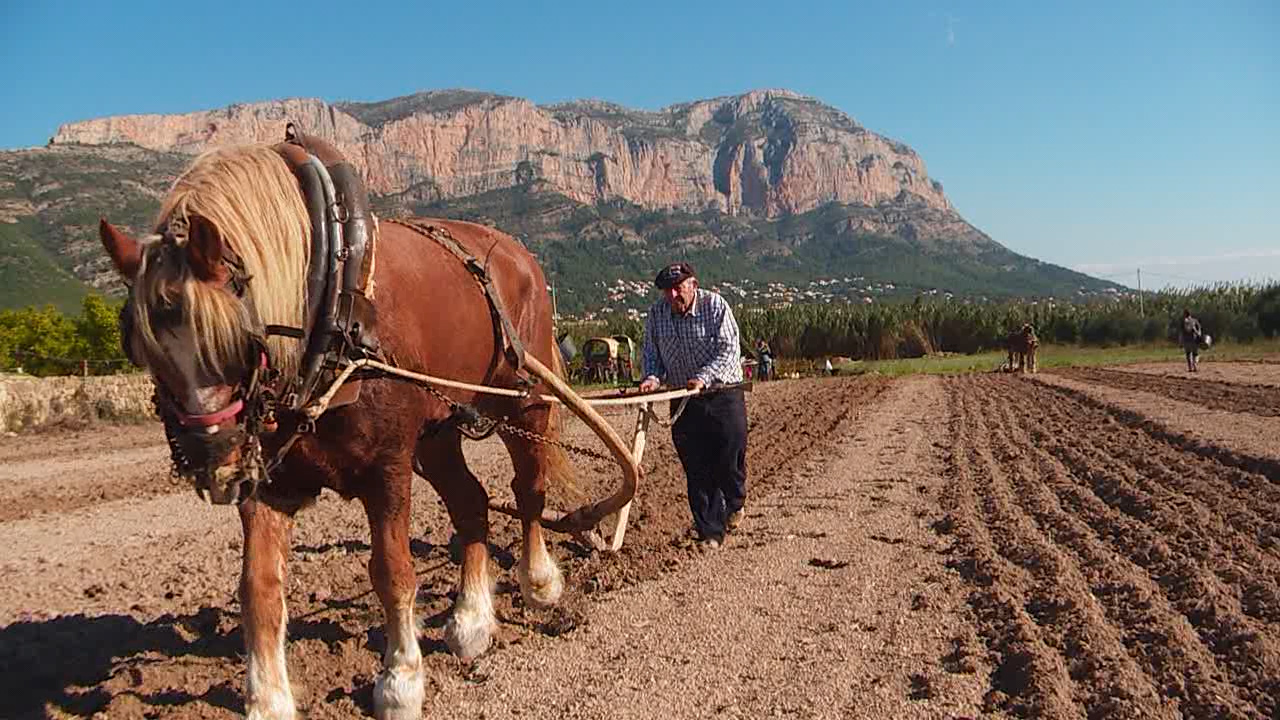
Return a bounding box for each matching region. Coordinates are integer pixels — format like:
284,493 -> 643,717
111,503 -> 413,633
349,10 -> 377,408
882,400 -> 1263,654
99,218 -> 142,279
186,215 -> 227,283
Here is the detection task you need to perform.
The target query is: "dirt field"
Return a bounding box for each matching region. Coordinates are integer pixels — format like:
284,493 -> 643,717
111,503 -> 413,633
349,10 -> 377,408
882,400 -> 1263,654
1053,366 -> 1280,417
1117,359 -> 1280,388
1,365 -> 1278,719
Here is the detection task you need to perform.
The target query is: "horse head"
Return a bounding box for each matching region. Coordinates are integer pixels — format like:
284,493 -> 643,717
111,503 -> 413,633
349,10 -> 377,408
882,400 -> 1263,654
100,216 -> 272,504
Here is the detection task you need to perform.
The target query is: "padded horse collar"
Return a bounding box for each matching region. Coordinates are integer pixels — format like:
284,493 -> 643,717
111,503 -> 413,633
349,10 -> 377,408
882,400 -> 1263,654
271,123 -> 382,411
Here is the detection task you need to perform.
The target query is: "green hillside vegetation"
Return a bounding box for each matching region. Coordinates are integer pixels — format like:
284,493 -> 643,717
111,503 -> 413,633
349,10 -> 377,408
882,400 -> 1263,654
0,144 -> 187,310
570,283 -> 1280,363
5,144 -> 1116,315
0,219 -> 91,313
5,285 -> 1275,377
402,183 -> 1116,313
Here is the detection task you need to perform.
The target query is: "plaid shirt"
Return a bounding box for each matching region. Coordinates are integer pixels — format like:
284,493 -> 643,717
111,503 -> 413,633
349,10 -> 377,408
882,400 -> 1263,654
642,289 -> 744,387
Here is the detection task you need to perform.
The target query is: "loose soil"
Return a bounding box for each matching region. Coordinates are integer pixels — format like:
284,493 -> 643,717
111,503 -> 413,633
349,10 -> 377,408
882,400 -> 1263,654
1117,360 -> 1280,387
943,373 -> 1280,719
2,365 -> 1278,719
1034,372 -> 1280,470
1053,367 -> 1280,417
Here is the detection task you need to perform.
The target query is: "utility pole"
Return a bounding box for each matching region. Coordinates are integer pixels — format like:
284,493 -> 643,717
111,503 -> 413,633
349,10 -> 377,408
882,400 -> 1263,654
551,282 -> 558,320
1137,268 -> 1144,317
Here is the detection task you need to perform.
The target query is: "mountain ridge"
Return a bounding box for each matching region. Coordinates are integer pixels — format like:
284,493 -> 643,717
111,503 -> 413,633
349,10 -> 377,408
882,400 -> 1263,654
48,87 -> 953,220
2,88 -> 1121,313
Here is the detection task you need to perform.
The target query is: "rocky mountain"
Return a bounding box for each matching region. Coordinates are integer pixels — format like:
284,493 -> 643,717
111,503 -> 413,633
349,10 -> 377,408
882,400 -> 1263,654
50,89 -> 952,220
4,88 -> 1118,313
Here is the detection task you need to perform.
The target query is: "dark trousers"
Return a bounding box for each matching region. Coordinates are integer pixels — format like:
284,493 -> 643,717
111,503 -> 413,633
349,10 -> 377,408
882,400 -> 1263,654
670,388 -> 748,541
1183,340 -> 1200,370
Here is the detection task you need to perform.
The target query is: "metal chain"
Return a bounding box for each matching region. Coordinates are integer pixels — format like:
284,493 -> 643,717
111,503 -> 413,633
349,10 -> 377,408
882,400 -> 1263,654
497,422 -> 614,462
420,383 -> 614,463
153,390 -> 191,484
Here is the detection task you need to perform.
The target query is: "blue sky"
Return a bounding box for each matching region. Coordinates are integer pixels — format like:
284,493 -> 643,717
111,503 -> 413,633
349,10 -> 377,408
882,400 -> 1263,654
2,1 -> 1276,288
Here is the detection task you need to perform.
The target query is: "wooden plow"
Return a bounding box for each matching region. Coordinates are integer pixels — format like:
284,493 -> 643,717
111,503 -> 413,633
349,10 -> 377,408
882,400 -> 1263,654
305,356 -> 747,551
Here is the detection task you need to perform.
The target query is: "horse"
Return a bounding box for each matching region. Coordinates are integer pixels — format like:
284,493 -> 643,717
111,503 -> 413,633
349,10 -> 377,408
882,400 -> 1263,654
1005,323 -> 1039,373
98,139 -> 631,720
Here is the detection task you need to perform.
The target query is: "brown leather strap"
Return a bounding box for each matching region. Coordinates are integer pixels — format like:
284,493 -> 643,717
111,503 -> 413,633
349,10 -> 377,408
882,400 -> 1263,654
386,219 -> 529,375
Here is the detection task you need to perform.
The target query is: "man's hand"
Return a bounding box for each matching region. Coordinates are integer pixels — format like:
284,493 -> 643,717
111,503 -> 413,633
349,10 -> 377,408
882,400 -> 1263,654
686,378 -> 706,392
639,376 -> 661,393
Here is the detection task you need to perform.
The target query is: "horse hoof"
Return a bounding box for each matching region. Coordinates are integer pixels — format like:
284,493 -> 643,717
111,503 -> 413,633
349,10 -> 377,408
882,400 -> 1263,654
373,666 -> 425,720
519,561 -> 564,609
444,608 -> 494,662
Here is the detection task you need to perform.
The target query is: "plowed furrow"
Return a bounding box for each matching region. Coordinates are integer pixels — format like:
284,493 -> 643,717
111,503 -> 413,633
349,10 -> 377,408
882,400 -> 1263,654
1007,378 -> 1280,715
942,384 -> 1078,718
982,388 -> 1201,719
980,377 -> 1263,718
1032,376 -> 1280,486
1032,378 -> 1280,532
951,382 -> 1173,719
1057,368 -> 1280,417
1031,384 -> 1280,624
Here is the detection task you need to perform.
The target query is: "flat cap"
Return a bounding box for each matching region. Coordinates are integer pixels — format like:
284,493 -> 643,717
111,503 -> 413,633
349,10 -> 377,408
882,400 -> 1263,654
655,261 -> 696,290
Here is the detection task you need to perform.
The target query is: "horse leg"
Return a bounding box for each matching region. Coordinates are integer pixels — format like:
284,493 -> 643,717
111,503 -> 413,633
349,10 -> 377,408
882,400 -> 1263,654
360,464 -> 424,720
502,425 -> 564,609
239,499 -> 296,720
415,433 -> 495,661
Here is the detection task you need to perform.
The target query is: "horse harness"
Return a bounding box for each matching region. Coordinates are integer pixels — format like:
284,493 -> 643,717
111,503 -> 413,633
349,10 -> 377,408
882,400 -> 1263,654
268,123 -> 382,409
384,218 -> 532,375
152,125 -> 566,497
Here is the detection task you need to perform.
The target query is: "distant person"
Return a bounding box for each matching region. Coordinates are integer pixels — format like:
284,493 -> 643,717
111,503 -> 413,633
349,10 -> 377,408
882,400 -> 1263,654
755,339 -> 774,381
1006,323 -> 1040,374
823,357 -> 834,376
1179,308 -> 1203,372
639,262 -> 747,550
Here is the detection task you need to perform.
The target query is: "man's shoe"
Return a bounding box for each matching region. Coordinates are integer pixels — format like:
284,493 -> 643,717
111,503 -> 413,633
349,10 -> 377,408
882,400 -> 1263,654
727,509 -> 745,532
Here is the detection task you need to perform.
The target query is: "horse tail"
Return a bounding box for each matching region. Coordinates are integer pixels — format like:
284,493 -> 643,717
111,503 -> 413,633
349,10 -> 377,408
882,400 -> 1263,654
544,348 -> 579,497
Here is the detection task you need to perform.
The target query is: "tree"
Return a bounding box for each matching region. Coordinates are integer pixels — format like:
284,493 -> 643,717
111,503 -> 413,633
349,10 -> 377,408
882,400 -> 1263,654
1253,286 -> 1280,337
74,294 -> 125,364
0,305 -> 78,375
0,295 -> 127,375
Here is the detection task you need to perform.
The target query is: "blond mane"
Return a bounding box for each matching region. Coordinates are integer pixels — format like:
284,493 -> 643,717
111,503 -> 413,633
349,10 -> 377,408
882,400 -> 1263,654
132,144 -> 310,379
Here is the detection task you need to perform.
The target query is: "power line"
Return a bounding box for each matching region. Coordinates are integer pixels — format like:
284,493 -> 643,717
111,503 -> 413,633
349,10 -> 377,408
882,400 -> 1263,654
1142,270 -> 1244,284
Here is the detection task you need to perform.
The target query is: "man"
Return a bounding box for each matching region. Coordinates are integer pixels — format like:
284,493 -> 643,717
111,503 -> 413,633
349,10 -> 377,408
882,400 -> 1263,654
640,262 -> 747,549
754,338 -> 774,381
1179,308 -> 1203,372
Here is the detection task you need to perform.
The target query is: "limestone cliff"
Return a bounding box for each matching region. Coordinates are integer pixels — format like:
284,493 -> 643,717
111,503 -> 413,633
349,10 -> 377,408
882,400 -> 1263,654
51,89 -> 951,220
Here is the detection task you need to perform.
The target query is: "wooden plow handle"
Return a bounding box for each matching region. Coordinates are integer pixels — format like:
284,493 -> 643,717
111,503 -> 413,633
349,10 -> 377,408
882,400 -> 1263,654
489,380 -> 752,550
515,354 -> 641,537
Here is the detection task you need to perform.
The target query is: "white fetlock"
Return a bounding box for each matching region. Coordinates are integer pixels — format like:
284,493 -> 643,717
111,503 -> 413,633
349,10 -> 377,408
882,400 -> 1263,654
443,599 -> 495,661
244,695 -> 296,720
245,658 -> 296,720
373,665 -> 425,720
519,557 -> 564,609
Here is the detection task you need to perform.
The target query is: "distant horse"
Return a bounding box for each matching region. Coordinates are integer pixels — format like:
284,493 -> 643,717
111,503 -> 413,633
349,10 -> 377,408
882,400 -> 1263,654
1005,323 -> 1039,373
99,138 -> 631,720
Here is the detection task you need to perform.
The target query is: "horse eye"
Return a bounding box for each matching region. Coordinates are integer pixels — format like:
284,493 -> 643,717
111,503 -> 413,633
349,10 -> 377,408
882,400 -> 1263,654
154,299 -> 182,325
